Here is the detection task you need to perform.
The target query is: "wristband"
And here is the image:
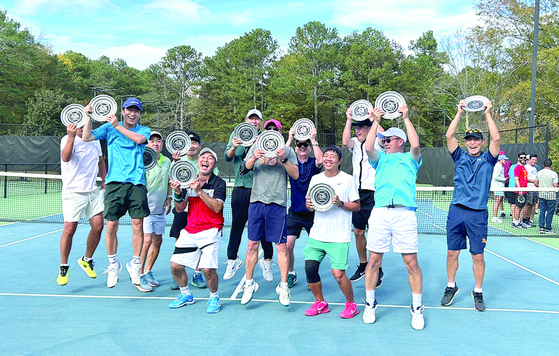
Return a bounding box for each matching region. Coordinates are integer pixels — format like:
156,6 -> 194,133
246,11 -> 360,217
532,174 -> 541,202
173,197 -> 183,203
281,157 -> 288,164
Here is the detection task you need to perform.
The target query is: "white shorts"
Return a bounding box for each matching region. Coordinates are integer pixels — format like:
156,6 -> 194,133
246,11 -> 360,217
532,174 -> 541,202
143,213 -> 166,235
170,228 -> 222,270
367,207 -> 418,254
62,189 -> 104,222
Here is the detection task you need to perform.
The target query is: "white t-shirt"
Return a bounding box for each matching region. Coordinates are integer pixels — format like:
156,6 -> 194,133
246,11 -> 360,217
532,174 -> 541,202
526,163 -> 538,188
348,137 -> 381,191
60,135 -> 102,194
308,171 -> 359,243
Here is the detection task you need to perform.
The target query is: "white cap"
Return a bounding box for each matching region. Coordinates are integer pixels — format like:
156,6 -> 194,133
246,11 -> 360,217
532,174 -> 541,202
377,127 -> 407,143
149,131 -> 163,140
199,147 -> 218,163
246,109 -> 262,120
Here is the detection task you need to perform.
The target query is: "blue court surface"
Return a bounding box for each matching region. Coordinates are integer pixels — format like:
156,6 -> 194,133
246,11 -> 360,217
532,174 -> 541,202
1,222 -> 558,356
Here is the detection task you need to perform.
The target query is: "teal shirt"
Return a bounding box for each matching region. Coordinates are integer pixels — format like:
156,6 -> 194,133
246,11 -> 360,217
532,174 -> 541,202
225,131 -> 255,188
370,151 -> 422,208
145,153 -> 171,214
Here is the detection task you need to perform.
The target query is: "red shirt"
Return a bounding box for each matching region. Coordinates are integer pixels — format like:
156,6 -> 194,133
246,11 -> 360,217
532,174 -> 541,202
185,174 -> 226,234
514,164 -> 528,194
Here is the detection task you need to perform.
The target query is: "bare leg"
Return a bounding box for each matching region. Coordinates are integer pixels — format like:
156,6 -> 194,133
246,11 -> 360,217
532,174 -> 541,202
202,268 -> 219,293
60,222 -> 78,264
364,252 -> 383,291
354,228 -> 368,264
402,253 -> 422,294
105,220 -> 119,255
131,218 -> 144,257
309,281 -> 324,301
286,235 -> 296,272
333,269 -> 354,302
472,253 -> 485,289
144,234 -> 162,272
276,242 -> 288,283
446,250 -> 460,283
244,240 -> 260,280
85,212 -> 103,259
140,232 -> 153,270
171,262 -> 188,288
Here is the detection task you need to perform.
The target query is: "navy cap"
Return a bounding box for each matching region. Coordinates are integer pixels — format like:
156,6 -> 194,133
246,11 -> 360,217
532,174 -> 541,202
187,131 -> 201,143
122,97 -> 143,112
351,119 -> 372,127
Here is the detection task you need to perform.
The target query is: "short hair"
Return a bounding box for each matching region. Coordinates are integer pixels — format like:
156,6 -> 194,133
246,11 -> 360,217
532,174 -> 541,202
530,154 -> 537,158
543,158 -> 552,167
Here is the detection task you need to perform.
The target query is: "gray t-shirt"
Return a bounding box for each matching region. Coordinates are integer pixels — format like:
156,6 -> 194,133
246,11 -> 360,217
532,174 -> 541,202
245,145 -> 297,206
536,168 -> 559,200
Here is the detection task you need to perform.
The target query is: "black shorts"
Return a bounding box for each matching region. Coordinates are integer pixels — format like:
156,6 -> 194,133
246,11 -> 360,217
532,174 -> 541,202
352,189 -> 375,230
505,191 -> 516,205
104,182 -> 149,221
286,210 -> 314,238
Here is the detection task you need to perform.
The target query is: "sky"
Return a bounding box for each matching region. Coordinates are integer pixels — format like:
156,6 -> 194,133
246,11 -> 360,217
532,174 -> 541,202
1,0 -> 479,70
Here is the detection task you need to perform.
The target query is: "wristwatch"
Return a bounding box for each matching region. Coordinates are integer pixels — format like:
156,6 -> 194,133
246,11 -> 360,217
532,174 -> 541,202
281,157 -> 288,164
340,201 -> 345,208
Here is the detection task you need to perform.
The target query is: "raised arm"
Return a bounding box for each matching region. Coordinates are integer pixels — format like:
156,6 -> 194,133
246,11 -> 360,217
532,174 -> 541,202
342,108 -> 355,150
365,108 -> 383,163
61,124 -> 77,162
82,105 -> 95,142
401,105 -> 420,162
310,129 -> 323,166
105,114 -> 147,144
446,100 -> 465,154
484,102 -> 500,157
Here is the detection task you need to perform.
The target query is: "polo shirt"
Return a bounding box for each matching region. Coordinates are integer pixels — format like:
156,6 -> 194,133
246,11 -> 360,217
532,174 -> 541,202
290,156 -> 320,212
184,173 -> 226,234
450,149 -> 497,210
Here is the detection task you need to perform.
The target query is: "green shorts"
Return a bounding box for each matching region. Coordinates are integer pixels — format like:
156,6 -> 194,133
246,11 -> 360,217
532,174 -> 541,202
303,238 -> 350,271
104,182 -> 150,221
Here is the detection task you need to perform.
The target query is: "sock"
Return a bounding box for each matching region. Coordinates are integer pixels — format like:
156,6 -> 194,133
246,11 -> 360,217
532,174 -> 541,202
210,291 -> 219,298
180,285 -> 191,294
288,271 -> 296,275
194,270 -> 202,276
412,293 -> 422,309
447,281 -> 456,288
107,254 -> 117,265
246,279 -> 254,286
359,262 -> 367,269
474,287 -> 483,293
366,289 -> 375,305
280,282 -> 288,288
83,256 -> 92,262
131,256 -> 140,265
60,264 -> 69,267
513,219 -> 519,224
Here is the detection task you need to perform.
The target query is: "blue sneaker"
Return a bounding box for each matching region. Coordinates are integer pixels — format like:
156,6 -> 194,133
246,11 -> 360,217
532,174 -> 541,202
206,296 -> 221,313
287,272 -> 297,288
191,272 -> 207,288
168,292 -> 194,309
145,271 -> 160,287
135,274 -> 153,292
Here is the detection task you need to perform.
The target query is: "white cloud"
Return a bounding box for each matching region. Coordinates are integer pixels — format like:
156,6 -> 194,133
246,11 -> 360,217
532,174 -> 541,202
434,11 -> 478,37
12,0 -> 110,16
143,0 -> 210,23
180,34 -> 243,57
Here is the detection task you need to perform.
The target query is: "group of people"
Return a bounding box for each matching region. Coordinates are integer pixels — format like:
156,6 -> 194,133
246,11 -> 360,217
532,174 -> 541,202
56,96 -> 512,330
491,150 -> 558,233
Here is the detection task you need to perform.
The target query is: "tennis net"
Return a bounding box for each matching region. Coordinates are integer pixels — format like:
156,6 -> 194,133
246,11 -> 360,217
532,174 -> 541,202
1,172 -> 558,237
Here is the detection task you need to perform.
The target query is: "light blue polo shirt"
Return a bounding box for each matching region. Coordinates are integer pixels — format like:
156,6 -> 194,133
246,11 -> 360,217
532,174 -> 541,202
92,122 -> 151,185
370,151 -> 421,208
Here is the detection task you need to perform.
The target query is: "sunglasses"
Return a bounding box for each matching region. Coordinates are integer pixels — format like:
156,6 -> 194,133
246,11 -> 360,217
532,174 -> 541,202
519,156 -> 527,160
266,126 -> 279,131
296,142 -> 309,148
381,137 -> 400,144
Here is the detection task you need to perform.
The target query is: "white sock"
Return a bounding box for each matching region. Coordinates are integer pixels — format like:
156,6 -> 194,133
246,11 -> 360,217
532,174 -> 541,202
131,256 -> 140,265
83,256 -> 92,262
412,293 -> 422,309
447,281 -> 456,288
107,254 -> 117,265
366,290 -> 375,305
246,279 -> 254,286
280,282 -> 288,288
210,291 -> 219,298
180,286 -> 191,294
474,287 -> 483,293
288,271 -> 296,275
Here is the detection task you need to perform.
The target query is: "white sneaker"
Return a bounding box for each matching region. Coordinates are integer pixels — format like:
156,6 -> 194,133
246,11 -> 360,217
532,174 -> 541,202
258,259 -> 273,282
104,262 -> 122,288
241,281 -> 259,305
276,284 -> 291,307
362,299 -> 377,324
491,217 -> 503,223
223,258 -> 244,280
411,305 -> 425,330
126,261 -> 141,286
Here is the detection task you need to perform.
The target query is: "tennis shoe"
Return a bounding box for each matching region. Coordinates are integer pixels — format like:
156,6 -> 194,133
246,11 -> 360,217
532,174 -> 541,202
241,281 -> 259,305
57,265 -> 69,286
512,222 -> 526,229
362,298 -> 377,324
500,212 -> 506,218
491,217 -> 503,223
77,257 -> 97,278
191,272 -> 207,288
546,229 -> 557,234
145,271 -> 160,287
223,258 -> 243,280
258,259 -> 274,282
276,284 -> 291,307
287,272 -> 298,288
376,267 -> 384,288
206,296 -> 221,313
411,305 -> 425,330
340,301 -> 359,319
305,300 -> 330,316
103,261 -> 122,288
350,264 -> 366,282
168,292 -> 194,309
472,290 -> 486,312
126,261 -> 141,286
540,228 -> 548,234
135,274 -> 153,292
440,285 -> 460,306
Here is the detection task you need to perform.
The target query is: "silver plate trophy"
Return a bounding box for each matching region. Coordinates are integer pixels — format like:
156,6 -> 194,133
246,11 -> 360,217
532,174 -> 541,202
463,96 -> 490,112
255,130 -> 285,158
349,100 -> 373,121
89,95 -> 117,122
233,122 -> 258,147
292,118 -> 315,141
60,104 -> 87,128
169,160 -> 197,188
309,183 -> 336,212
166,131 -> 191,156
143,146 -> 158,171
374,91 -> 406,120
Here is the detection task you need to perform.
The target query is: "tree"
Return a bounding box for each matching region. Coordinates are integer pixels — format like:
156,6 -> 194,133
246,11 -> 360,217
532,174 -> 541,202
22,89 -> 74,136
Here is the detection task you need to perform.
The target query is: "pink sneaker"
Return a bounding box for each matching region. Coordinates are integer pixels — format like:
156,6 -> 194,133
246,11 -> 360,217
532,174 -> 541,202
340,301 -> 359,319
305,300 -> 330,316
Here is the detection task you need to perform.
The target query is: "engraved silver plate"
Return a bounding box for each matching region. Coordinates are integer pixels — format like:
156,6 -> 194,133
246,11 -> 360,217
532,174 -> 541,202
349,100 -> 373,121
374,91 -> 406,120
169,160 -> 197,188
143,146 -> 158,171
255,130 -> 285,158
60,104 -> 87,128
234,122 -> 258,147
166,131 -> 191,156
309,183 -> 336,212
89,95 -> 117,122
292,118 -> 315,141
463,96 -> 490,112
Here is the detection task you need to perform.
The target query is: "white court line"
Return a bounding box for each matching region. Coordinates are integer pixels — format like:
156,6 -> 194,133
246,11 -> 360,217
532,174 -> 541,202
485,249 -> 559,286
1,292 -> 558,314
0,228 -> 63,248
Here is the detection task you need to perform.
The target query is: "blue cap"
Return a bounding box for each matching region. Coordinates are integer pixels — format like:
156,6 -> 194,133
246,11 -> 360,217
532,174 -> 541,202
122,97 -> 143,112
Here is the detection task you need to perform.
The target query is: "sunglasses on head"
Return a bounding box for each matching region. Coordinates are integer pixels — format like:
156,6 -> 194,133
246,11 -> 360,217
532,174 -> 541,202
296,142 -> 309,148
465,128 -> 482,134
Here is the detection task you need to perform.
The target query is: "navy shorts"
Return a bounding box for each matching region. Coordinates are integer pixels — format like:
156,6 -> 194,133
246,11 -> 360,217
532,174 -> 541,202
352,190 -> 374,230
248,202 -> 287,244
446,204 -> 488,255
286,210 -> 314,238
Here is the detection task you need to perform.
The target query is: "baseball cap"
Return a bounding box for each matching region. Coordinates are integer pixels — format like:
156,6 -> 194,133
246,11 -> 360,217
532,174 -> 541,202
246,109 -> 263,120
498,153 -> 509,160
264,119 -> 282,131
351,119 -> 372,127
324,145 -> 343,160
187,131 -> 201,143
149,131 -> 163,140
377,127 -> 407,143
464,128 -> 483,140
199,148 -> 218,163
122,97 -> 143,112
